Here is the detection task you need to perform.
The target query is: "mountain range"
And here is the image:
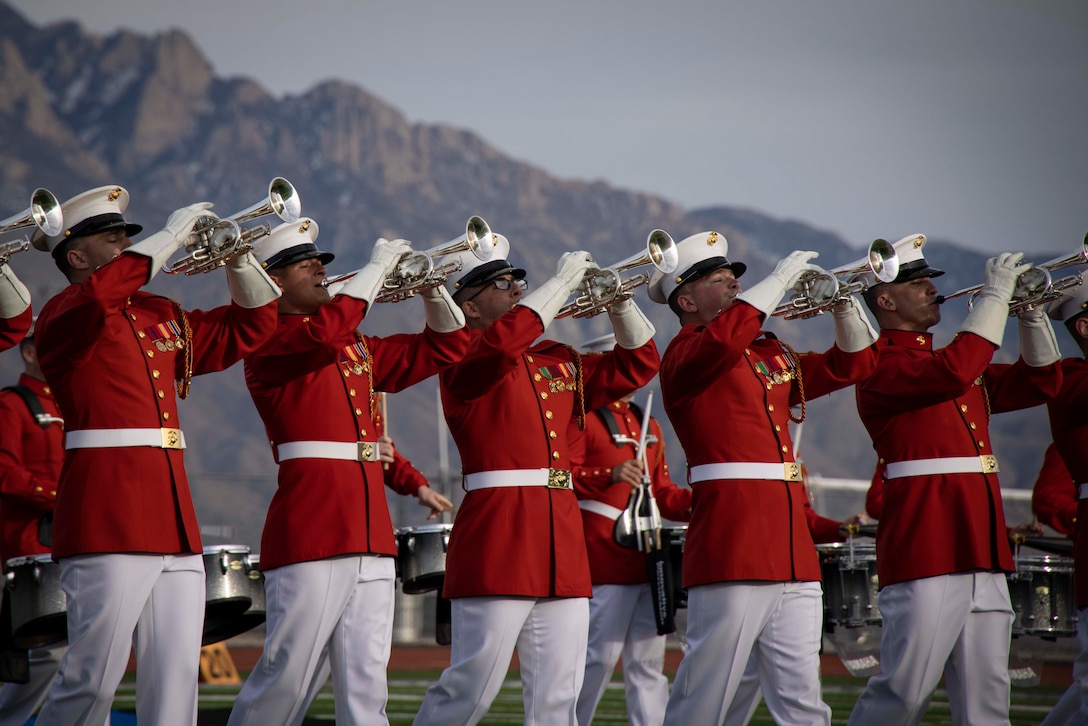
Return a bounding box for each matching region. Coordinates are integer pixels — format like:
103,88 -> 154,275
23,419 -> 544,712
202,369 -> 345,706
0,1 -> 1071,547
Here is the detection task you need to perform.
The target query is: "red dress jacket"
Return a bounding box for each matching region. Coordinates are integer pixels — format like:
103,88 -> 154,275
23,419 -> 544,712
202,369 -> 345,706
856,329 -> 1061,587
571,402 -> 691,585
661,302 -> 877,587
0,306 -> 31,352
35,254 -> 277,558
244,297 -> 469,570
439,306 -> 660,599
0,374 -> 63,562
1030,442 -> 1076,537
1046,357 -> 1088,606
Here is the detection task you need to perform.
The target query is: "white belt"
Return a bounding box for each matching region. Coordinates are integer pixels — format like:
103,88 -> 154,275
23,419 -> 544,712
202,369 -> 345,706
66,427 -> 185,450
885,455 -> 999,479
578,499 -> 624,521
689,461 -> 802,483
464,468 -> 572,492
276,440 -> 382,463
1078,483 -> 1088,500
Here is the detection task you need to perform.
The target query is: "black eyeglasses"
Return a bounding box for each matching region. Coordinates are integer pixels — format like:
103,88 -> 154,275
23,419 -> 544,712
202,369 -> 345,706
465,277 -> 528,302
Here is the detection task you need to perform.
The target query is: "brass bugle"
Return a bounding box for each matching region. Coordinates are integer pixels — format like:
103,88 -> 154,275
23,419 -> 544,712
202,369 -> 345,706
163,177 -> 301,275
773,238 -> 900,320
0,188 -> 64,264
557,229 -> 679,319
936,237 -> 1088,316
323,216 -> 494,302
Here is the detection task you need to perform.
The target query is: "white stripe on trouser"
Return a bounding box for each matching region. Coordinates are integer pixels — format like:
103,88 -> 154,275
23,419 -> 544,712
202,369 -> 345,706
413,596 -> 590,726
227,555 -> 396,726
663,581 -> 829,726
37,553 -> 205,726
1040,605 -> 1088,726
847,572 -> 1014,726
0,643 -> 66,726
576,583 -> 668,726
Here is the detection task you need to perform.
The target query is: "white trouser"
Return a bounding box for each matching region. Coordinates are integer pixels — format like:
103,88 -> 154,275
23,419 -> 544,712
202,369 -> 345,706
664,581 -> 829,726
576,583 -> 669,726
0,643 -> 62,726
722,655 -> 763,726
37,553 -> 205,726
413,596 -> 590,726
847,572 -> 1014,726
1041,605 -> 1088,726
228,555 -> 396,726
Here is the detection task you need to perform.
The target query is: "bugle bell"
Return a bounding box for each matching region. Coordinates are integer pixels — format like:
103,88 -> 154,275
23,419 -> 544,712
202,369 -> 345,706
163,177 -> 301,275
0,188 -> 64,264
558,229 -> 679,319
323,216 -> 494,302
772,238 -> 900,320
936,236 -> 1088,317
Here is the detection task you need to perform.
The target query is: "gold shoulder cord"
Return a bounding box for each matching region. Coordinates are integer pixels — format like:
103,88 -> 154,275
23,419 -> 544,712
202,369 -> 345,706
172,301 -> 194,399
356,332 -> 377,423
562,345 -> 587,431
980,373 -> 992,421
778,340 -> 806,424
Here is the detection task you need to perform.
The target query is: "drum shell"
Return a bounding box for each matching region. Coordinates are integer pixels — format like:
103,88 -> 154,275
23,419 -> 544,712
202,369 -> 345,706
396,525 -> 452,595
202,551 -> 265,646
1007,556 -> 1076,637
5,554 -> 66,649
202,546 -> 253,626
817,543 -> 881,628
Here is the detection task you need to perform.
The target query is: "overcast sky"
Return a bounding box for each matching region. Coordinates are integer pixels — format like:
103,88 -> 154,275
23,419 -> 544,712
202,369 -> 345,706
11,0 -> 1088,256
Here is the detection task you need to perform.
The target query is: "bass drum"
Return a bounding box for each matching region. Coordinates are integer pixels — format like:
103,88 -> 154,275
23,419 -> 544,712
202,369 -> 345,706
203,553 -> 266,646
396,524 -> 452,595
4,554 -> 66,649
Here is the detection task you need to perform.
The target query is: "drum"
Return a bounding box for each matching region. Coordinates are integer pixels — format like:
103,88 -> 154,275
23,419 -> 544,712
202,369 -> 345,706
663,525 -> 687,609
5,554 -> 66,648
1006,555 -> 1076,637
817,542 -> 881,628
201,545 -> 254,634
202,552 -> 265,646
396,524 -> 452,595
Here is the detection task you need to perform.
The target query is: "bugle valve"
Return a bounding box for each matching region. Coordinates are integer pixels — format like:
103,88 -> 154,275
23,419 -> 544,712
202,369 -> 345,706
558,229 -> 679,319
773,238 -> 900,320
0,188 -> 64,264
936,236 -> 1088,316
163,177 -> 301,275
323,216 -> 494,302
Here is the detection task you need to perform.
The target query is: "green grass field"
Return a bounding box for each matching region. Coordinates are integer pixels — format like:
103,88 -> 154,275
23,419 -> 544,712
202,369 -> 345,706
104,670 -> 1065,724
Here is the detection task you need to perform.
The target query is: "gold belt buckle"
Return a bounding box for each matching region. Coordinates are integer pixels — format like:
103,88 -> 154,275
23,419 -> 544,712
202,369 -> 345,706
547,469 -> 571,489
358,442 -> 377,462
980,454 -> 999,474
784,462 -> 802,481
160,428 -> 182,450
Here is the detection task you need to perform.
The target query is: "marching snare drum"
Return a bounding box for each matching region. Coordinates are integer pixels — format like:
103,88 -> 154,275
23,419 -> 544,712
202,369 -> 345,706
4,554 -> 66,648
201,545 -> 254,630
662,525 -> 688,609
202,552 -> 265,646
396,524 -> 452,595
817,542 -> 881,628
1006,555 -> 1076,637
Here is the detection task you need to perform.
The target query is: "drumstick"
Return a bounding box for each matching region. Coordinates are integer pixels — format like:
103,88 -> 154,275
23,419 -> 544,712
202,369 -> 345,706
379,392 -> 390,471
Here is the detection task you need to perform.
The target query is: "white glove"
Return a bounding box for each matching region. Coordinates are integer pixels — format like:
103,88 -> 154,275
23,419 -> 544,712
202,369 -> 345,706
556,251 -> 596,293
608,298 -> 656,349
337,238 -> 412,306
419,284 -> 465,333
736,250 -> 820,317
1017,304 -> 1061,367
127,202 -> 217,282
517,250 -> 597,329
832,296 -> 878,353
0,263 -> 31,319
959,253 -> 1024,347
225,251 -> 281,309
